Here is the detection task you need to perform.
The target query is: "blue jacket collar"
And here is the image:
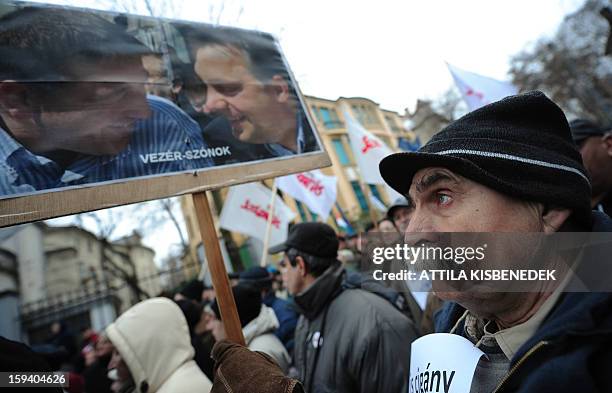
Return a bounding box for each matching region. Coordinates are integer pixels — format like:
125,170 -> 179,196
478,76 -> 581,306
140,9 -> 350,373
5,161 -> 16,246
436,211 -> 612,364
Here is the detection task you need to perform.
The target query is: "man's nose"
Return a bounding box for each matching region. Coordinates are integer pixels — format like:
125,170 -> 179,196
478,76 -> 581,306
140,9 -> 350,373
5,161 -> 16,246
203,89 -> 227,114
404,208 -> 432,238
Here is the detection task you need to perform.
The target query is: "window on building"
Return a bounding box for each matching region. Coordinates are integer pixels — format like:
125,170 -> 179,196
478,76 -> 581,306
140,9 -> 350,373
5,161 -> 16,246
311,105 -> 322,122
351,181 -> 369,212
351,105 -> 366,124
332,138 -> 351,165
351,104 -> 380,126
295,201 -> 318,221
369,184 -> 383,202
366,106 -> 380,126
318,107 -> 342,129
385,115 -> 401,132
329,108 -> 344,128
295,200 -> 309,222
320,107 -> 332,125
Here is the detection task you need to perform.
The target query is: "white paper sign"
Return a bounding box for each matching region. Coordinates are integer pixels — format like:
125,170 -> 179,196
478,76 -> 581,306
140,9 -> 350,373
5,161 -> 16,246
409,333 -> 485,393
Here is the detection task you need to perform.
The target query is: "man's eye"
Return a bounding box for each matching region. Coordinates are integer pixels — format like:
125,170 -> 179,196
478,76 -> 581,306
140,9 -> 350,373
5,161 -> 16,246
214,83 -> 242,96
437,193 -> 452,206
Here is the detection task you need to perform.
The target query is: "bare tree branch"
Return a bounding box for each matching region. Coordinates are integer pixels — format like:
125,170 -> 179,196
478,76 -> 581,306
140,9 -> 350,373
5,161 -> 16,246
509,0 -> 612,124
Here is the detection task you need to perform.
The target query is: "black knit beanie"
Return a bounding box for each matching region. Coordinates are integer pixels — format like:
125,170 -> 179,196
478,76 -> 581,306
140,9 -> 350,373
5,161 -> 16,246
179,279 -> 204,302
210,285 -> 262,328
380,91 -> 592,224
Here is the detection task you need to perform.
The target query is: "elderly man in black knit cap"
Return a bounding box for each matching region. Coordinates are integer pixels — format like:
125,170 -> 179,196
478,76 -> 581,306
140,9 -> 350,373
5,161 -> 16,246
569,118 -> 612,215
379,91 -> 612,393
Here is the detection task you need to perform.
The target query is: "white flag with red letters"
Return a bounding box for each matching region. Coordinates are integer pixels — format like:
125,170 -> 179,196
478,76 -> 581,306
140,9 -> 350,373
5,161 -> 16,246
275,170 -> 337,219
219,182 -> 296,246
447,63 -> 518,111
344,111 -> 402,200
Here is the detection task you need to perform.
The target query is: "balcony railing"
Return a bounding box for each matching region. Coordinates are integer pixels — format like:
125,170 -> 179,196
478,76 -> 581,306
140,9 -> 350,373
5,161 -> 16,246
323,120 -> 345,129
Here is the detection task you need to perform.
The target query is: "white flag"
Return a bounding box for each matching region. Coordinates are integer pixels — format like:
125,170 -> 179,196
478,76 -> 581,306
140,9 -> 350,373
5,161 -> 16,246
275,170 -> 337,219
447,63 -> 518,111
219,182 -> 296,246
368,192 -> 387,213
334,211 -> 350,230
344,111 -> 403,200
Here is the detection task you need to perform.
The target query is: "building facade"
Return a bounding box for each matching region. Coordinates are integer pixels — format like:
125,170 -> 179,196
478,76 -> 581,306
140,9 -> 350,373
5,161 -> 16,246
0,224 -> 161,343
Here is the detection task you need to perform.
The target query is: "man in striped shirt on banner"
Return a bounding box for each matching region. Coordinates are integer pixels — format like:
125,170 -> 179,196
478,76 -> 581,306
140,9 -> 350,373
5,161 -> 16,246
0,6 -> 214,198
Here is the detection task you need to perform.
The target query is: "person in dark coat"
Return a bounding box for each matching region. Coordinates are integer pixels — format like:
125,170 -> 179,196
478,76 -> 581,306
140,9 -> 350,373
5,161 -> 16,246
175,299 -> 216,380
82,335 -> 114,393
0,336 -> 63,393
269,222 -> 419,393
47,321 -> 77,359
569,118 -> 612,215
379,90 -> 612,393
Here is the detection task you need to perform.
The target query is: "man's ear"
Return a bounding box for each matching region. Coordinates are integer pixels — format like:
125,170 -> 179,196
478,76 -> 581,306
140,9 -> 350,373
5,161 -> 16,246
296,256 -> 308,277
542,207 -> 572,233
603,133 -> 612,156
270,75 -> 290,104
0,82 -> 34,121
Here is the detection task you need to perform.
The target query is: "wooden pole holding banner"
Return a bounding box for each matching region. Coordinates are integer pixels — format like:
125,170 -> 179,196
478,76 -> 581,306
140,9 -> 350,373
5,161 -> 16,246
260,182 -> 278,267
192,191 -> 245,346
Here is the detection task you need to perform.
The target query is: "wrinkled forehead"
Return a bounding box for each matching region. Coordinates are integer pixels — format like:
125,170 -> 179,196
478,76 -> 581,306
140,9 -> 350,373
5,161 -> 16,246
408,166 -> 465,195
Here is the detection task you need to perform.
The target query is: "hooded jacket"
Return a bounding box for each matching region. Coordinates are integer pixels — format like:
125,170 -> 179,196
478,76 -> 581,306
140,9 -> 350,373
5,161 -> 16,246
106,298 -> 212,393
243,305 -> 292,373
435,212 -> 612,393
293,262 -> 419,393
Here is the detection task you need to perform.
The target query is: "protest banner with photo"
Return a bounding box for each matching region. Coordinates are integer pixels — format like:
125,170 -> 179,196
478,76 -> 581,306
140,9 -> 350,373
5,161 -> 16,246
0,1 -> 330,227
275,170 -> 337,219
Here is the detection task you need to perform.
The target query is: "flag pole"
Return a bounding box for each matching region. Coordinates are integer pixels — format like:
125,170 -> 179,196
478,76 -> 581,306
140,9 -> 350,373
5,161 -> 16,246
260,182 -> 278,267
192,191 -> 245,345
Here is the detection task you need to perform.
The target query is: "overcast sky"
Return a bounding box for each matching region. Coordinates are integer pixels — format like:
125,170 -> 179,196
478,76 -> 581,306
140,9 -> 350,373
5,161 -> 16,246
40,0 -> 586,262
36,0 -> 585,113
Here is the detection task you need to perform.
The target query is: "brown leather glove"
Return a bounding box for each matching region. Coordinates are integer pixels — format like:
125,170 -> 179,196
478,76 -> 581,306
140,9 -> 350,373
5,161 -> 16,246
210,340 -> 304,393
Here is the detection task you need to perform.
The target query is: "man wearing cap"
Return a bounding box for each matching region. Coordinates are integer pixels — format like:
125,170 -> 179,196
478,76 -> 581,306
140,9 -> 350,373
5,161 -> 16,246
387,196 -> 412,233
239,266 -> 298,353
569,118 -> 612,215
380,91 -> 612,392
268,222 -> 418,393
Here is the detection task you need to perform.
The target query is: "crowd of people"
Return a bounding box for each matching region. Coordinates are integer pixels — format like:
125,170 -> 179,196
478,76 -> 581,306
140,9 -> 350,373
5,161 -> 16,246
3,90 -> 612,393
